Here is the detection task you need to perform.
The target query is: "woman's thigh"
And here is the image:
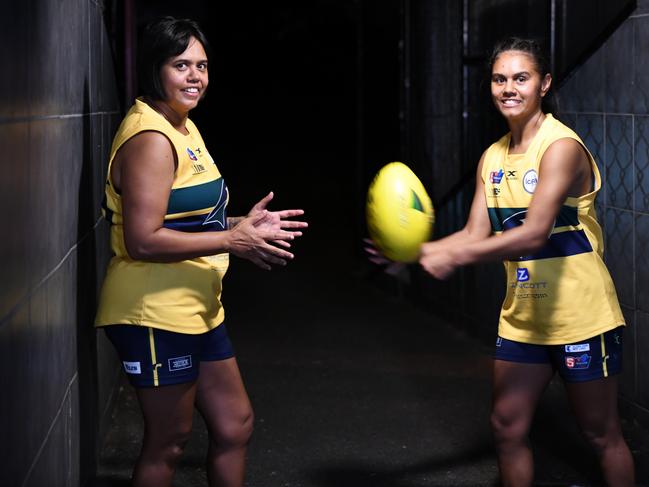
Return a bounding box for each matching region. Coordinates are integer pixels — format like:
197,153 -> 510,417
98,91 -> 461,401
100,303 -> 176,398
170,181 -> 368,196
194,358 -> 253,440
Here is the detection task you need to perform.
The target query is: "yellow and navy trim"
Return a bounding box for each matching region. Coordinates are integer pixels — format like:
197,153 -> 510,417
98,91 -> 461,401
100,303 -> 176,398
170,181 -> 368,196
148,328 -> 160,387
600,333 -> 609,378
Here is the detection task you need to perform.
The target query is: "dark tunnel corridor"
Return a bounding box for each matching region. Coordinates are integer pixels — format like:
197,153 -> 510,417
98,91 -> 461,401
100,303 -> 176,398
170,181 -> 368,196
3,1 -> 649,486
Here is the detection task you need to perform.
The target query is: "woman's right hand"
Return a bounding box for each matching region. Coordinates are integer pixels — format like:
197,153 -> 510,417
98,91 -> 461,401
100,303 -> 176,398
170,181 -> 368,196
363,238 -> 406,276
227,211 -> 297,270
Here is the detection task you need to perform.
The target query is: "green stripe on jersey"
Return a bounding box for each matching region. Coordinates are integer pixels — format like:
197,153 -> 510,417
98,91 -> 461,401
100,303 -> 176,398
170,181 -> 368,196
488,205 -> 579,232
167,178 -> 223,216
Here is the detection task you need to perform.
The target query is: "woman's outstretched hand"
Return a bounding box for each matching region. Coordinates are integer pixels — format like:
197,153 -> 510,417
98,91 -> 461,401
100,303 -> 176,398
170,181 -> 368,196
247,192 -> 308,249
363,238 -> 405,276
227,211 -> 299,270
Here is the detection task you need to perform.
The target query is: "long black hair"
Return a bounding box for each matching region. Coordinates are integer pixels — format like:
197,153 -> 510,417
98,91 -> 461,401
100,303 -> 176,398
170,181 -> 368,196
137,16 -> 211,101
487,37 -> 557,114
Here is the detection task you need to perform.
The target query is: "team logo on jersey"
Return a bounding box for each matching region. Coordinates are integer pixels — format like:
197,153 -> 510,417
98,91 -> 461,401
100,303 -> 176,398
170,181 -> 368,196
502,210 -> 527,231
123,361 -> 141,374
186,147 -> 198,161
516,268 -> 530,282
168,355 -> 192,371
523,169 -> 538,194
490,169 -> 504,184
203,182 -> 228,229
565,354 -> 591,369
565,343 -> 590,353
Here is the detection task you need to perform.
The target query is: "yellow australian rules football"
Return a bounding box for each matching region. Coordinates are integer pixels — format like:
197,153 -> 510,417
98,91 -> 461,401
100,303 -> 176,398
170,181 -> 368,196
366,162 -> 435,263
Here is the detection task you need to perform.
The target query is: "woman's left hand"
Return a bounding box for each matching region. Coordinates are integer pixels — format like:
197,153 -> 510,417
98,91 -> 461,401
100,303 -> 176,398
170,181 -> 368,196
247,192 -> 308,248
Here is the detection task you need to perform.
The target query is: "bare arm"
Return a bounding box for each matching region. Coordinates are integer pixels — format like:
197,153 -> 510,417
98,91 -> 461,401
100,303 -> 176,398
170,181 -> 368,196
114,131 -> 296,268
420,138 -> 591,278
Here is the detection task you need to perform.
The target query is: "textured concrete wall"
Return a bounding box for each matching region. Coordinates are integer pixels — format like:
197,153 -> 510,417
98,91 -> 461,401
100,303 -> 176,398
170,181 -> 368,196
556,0 -> 649,425
409,0 -> 463,202
0,1 -> 122,485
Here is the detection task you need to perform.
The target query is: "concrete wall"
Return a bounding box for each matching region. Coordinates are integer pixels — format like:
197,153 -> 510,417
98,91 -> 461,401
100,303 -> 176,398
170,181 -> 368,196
0,1 -> 122,485
407,0 -> 463,202
557,0 -> 649,425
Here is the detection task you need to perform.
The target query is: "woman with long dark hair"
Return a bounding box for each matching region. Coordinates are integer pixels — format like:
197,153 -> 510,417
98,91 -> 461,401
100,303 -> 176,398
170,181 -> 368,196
419,37 -> 634,486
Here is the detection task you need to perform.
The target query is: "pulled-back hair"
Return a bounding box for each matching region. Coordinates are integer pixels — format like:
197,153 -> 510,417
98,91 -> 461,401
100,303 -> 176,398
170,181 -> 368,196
488,37 -> 556,113
137,16 -> 211,101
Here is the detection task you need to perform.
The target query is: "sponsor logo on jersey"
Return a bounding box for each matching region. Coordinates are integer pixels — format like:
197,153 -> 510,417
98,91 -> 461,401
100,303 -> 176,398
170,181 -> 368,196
565,343 -> 590,353
186,147 -> 198,161
510,268 -> 548,298
123,361 -> 141,374
516,268 -> 530,282
169,355 -> 193,371
511,280 -> 547,289
565,353 -> 591,369
490,169 -> 504,184
523,169 -> 538,194
192,163 -> 207,174
506,170 -> 517,179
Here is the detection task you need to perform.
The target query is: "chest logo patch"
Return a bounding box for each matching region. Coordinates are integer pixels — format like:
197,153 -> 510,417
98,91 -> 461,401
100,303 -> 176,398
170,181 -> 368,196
186,147 -> 198,161
523,169 -> 538,194
490,169 -> 504,184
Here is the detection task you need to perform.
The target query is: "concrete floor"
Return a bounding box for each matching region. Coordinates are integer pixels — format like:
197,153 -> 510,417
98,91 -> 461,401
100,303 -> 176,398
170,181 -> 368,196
92,230 -> 649,487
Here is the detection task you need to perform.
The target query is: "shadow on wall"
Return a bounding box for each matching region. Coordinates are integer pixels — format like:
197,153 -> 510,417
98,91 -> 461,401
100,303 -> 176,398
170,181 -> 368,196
76,77 -> 101,484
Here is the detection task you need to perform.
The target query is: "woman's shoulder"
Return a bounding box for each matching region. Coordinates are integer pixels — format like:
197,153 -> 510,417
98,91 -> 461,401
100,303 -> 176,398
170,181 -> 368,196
117,99 -> 171,139
542,114 -> 581,142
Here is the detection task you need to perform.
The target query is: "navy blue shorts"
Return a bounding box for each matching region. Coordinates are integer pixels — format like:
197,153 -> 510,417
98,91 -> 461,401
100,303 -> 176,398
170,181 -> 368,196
494,326 -> 624,383
104,323 -> 235,388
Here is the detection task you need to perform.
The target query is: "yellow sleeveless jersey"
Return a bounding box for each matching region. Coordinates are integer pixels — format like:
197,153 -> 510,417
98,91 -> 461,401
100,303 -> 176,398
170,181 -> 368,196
482,114 -> 624,344
95,98 -> 230,334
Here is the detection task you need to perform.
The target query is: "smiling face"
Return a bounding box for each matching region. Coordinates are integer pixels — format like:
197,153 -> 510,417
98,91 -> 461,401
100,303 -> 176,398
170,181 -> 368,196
490,50 -> 551,122
159,36 -> 208,116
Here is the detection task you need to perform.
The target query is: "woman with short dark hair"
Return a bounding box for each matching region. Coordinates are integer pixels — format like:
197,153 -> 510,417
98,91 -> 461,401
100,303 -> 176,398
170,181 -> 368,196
95,16 -> 307,487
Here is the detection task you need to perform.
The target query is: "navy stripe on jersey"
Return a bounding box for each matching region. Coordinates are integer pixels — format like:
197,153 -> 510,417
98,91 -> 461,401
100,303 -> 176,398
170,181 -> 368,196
167,178 -> 225,216
489,205 -> 579,233
512,229 -> 593,261
163,211 -> 228,232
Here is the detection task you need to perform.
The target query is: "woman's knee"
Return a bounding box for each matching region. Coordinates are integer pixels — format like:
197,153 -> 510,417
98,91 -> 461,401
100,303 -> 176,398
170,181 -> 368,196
490,409 -> 529,446
143,422 -> 194,464
580,422 -> 623,455
211,408 -> 254,449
